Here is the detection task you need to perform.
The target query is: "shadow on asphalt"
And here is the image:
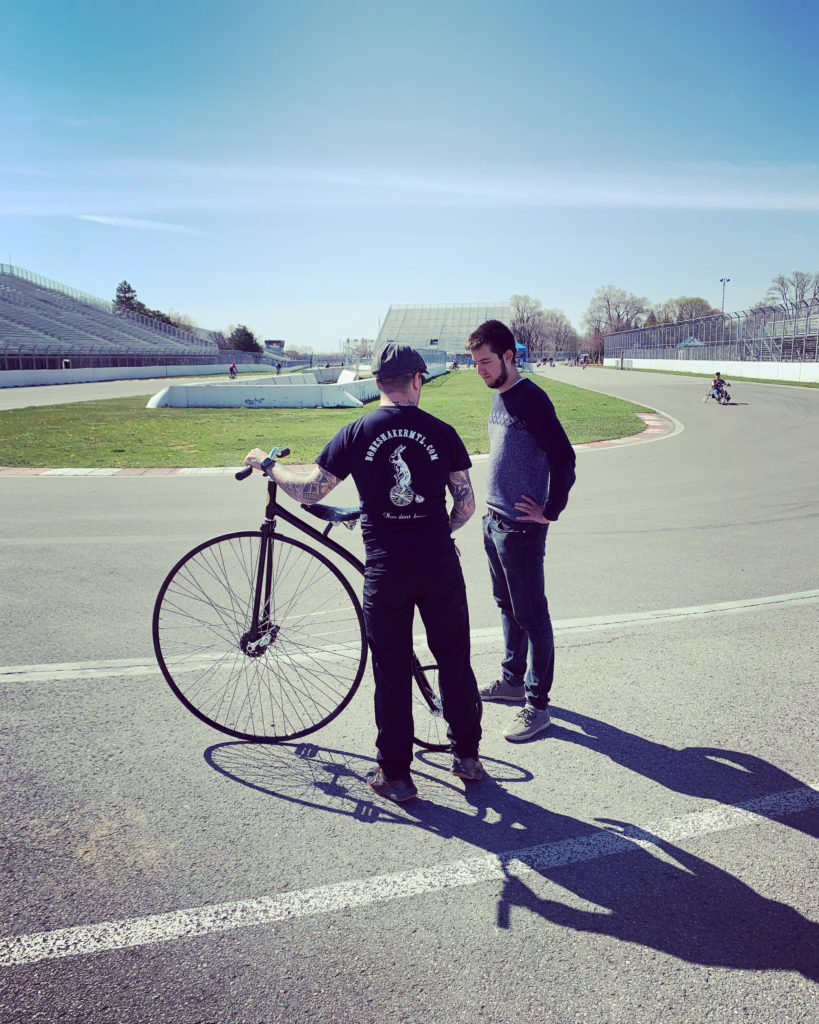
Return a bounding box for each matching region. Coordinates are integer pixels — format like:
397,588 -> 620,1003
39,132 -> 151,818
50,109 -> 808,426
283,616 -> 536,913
548,705 -> 818,841
204,733 -> 818,981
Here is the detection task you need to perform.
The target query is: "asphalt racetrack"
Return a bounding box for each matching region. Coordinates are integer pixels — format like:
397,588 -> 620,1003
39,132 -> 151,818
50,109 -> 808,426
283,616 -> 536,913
1,367 -> 817,1023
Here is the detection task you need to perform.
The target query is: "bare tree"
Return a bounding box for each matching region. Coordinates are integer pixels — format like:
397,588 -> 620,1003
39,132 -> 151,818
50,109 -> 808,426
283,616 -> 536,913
541,309 -> 579,358
582,285 -> 648,336
760,271 -> 819,314
673,296 -> 721,321
167,309 -> 198,333
587,329 -> 605,362
510,294 -> 548,357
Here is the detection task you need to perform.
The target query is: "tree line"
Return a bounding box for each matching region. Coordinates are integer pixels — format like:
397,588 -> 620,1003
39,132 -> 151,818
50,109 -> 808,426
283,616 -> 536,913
114,281 -> 265,353
513,270 -> 819,360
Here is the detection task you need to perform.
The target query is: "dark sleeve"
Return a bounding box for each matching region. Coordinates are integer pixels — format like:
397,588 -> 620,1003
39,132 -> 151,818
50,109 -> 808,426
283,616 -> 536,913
522,384 -> 576,521
315,423 -> 354,481
449,426 -> 472,473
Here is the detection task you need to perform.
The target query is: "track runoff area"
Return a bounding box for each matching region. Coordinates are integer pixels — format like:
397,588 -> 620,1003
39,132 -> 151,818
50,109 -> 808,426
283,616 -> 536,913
1,369 -> 816,1021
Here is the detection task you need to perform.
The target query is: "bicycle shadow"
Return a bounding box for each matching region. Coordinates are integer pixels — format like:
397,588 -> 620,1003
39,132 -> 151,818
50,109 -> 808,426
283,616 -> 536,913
547,705 -> 818,840
204,738 -> 818,979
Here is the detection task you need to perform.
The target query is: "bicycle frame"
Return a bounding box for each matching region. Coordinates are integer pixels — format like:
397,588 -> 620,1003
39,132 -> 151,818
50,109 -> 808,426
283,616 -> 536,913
263,478 -> 365,572
257,478 -> 441,715
246,478 -> 366,651
154,465 -> 448,747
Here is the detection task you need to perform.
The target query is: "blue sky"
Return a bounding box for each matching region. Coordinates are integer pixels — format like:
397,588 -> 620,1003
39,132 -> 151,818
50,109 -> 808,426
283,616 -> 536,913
2,0 -> 817,348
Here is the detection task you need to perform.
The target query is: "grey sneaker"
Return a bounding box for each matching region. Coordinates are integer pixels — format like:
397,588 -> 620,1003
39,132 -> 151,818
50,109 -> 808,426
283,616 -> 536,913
503,705 -> 552,742
479,679 -> 526,703
366,768 -> 417,802
451,755 -> 483,781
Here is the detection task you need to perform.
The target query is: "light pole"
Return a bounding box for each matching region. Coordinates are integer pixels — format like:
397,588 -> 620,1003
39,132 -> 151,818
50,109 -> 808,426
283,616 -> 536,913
720,277 -> 731,351
720,277 -> 730,313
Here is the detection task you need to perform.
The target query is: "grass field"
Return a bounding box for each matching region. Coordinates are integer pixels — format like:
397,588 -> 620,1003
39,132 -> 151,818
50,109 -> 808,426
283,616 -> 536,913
0,370 -> 651,468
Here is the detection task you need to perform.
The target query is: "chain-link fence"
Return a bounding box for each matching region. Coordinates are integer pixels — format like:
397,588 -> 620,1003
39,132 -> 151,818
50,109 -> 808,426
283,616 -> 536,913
605,302 -> 819,363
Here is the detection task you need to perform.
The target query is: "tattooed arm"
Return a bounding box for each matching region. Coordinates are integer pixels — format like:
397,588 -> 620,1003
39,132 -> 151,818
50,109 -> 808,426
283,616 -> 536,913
447,469 -> 475,531
244,448 -> 341,504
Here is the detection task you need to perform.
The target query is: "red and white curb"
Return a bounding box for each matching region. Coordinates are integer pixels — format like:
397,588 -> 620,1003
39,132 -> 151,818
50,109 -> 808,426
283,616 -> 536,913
0,414 -> 678,476
574,412 -> 679,450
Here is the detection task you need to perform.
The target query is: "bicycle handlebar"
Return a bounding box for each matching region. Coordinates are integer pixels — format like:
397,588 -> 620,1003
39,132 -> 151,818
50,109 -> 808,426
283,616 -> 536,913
235,446 -> 291,481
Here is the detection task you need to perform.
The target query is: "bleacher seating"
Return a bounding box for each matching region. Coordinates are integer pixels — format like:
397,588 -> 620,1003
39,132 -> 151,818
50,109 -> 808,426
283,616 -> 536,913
0,265 -> 221,371
375,302 -> 512,361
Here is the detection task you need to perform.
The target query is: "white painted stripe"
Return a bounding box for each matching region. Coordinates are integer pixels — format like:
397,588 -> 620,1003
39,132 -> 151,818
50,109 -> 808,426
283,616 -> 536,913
2,590 -> 817,684
41,467 -> 119,476
1,782 -> 815,967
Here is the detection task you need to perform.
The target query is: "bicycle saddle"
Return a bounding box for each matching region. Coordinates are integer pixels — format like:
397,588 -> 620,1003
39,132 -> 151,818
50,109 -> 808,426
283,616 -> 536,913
301,503 -> 361,523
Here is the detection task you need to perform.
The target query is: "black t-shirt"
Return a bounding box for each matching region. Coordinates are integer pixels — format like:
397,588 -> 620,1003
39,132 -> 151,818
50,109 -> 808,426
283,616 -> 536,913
316,405 -> 471,557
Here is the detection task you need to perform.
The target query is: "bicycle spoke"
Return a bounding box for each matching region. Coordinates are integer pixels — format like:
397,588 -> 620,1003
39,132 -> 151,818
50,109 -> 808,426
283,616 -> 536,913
153,532 -> 366,741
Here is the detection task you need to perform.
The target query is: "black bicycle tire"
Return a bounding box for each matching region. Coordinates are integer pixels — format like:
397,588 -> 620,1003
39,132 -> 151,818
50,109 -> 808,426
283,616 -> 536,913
153,530 -> 367,742
412,662 -> 451,751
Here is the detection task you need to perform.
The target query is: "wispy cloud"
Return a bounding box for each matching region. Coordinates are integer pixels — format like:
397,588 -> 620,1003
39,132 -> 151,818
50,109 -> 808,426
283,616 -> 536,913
103,158 -> 819,213
3,159 -> 818,218
76,215 -> 207,235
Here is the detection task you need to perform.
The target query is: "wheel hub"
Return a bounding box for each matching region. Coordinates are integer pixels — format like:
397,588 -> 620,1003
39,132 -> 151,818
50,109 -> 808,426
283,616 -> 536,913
240,624 -> 280,657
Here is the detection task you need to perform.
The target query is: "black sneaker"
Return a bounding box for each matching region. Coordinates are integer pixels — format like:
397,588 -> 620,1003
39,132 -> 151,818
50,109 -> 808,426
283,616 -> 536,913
451,755 -> 484,781
366,768 -> 417,802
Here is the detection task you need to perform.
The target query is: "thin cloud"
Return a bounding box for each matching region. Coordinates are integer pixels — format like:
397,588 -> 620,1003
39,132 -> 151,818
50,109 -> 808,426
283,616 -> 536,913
4,159 -> 818,218
122,158 -> 819,213
76,215 -> 207,235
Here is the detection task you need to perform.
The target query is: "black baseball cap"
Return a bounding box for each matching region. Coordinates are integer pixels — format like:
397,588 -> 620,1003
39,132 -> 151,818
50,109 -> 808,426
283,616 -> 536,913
371,342 -> 427,379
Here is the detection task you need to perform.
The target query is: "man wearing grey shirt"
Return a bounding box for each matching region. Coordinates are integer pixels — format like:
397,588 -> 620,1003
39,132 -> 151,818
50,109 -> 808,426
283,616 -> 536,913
465,320 -> 576,741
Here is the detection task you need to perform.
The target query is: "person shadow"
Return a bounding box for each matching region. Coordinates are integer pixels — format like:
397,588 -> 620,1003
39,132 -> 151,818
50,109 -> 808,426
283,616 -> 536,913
547,705 -> 818,840
204,739 -> 818,981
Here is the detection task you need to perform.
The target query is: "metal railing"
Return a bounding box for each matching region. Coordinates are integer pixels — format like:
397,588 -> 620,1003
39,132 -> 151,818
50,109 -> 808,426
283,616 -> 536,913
0,264 -> 216,350
604,301 -> 819,362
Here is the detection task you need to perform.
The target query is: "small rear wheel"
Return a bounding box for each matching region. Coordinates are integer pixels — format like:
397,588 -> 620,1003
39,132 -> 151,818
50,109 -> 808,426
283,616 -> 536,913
412,662 -> 451,751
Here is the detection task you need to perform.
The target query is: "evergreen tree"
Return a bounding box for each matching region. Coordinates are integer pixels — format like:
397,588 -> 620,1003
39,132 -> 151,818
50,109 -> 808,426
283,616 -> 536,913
228,324 -> 263,353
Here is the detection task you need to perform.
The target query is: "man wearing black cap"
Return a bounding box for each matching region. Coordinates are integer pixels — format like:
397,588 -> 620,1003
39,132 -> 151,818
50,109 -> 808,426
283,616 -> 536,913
244,343 -> 482,802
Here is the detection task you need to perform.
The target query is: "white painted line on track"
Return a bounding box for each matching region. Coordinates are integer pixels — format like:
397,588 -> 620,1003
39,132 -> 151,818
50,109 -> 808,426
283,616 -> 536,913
1,782 -> 816,967
2,590 -> 817,684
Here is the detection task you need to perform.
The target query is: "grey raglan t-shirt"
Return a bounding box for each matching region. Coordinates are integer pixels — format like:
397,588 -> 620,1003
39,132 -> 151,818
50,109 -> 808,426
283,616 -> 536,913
486,377 -> 576,522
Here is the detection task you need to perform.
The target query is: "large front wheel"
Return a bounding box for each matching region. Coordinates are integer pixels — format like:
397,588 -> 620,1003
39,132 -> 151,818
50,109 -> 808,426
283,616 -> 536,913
153,531 -> 367,742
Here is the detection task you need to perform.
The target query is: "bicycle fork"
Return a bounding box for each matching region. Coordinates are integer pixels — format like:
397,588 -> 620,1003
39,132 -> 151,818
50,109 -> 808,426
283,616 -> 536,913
241,519 -> 279,657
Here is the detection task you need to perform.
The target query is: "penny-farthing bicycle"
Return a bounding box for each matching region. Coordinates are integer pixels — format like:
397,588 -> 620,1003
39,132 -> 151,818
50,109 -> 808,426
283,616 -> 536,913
152,447 -> 449,750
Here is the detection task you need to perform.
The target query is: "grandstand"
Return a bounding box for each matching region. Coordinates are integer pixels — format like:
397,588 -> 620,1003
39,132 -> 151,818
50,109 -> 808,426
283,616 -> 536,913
0,264 -> 229,372
375,303 -> 512,361
605,301 -> 819,364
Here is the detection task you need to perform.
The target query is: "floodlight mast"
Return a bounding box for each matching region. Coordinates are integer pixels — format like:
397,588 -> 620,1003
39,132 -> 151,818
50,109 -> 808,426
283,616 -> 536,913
720,277 -> 731,314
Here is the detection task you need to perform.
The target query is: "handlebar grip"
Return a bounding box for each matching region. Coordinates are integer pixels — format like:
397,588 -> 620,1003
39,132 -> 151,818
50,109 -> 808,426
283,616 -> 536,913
235,466 -> 253,481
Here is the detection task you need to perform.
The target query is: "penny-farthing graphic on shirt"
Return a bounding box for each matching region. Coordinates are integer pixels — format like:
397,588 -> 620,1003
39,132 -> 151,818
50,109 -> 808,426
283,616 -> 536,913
389,445 -> 425,507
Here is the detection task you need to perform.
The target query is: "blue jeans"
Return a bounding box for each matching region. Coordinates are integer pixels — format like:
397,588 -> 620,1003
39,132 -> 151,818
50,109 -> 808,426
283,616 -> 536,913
482,514 -> 554,709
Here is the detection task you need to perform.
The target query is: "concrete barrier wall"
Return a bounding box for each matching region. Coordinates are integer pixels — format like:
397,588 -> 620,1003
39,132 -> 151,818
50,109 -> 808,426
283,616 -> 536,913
146,365 -> 446,409
604,358 -> 819,384
148,378 -> 380,409
0,363 -> 275,388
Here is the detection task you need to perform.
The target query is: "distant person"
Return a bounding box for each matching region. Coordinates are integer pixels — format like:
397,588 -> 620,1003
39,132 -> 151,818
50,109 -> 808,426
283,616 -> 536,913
276,362 -> 281,375
465,320 -> 576,742
228,361 -> 237,379
244,343 -> 483,801
711,371 -> 730,400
